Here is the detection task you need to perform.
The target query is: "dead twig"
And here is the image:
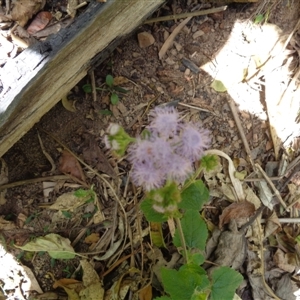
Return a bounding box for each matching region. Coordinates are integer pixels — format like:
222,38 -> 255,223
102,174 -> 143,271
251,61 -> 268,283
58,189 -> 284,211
178,102 -> 219,117
144,6 -> 227,24
0,175 -> 76,191
89,70 -> 97,102
37,131 -> 56,172
227,97 -> 255,169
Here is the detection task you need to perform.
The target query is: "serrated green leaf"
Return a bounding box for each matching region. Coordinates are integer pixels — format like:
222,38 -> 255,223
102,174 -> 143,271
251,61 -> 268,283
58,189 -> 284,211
161,266 -> 210,300
180,180 -> 209,211
82,84 -> 92,93
140,198 -> 168,223
106,74 -> 114,87
14,233 -> 76,259
110,93 -> 119,105
154,297 -> 172,300
211,80 -> 227,92
190,252 -> 205,265
210,267 -> 243,300
173,210 -> 207,250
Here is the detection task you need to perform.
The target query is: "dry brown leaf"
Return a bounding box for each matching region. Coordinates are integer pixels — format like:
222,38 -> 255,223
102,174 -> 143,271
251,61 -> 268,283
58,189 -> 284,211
273,249 -> 295,273
82,135 -> 116,179
84,233 -> 100,244
113,76 -> 129,86
59,150 -> 85,181
53,278 -> 81,289
0,216 -> 16,230
27,11 -> 52,35
264,211 -> 281,238
67,0 -> 78,18
159,17 -> 192,60
219,200 -> 255,228
11,0 -> 46,27
49,192 -> 90,212
139,285 -> 152,300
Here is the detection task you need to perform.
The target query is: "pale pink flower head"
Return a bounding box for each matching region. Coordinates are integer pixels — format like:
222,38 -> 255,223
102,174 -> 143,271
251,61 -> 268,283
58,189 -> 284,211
127,106 -> 211,191
148,106 -> 180,138
130,160 -> 165,191
176,123 -> 210,161
167,153 -> 193,183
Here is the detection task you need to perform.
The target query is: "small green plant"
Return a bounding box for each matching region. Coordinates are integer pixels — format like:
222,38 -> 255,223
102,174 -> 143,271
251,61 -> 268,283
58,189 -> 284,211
82,74 -> 128,105
104,106 -> 243,299
62,265 -> 73,278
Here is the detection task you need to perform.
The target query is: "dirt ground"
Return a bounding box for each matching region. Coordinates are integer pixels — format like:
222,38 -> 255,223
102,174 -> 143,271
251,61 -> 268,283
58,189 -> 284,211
1,0 -> 300,299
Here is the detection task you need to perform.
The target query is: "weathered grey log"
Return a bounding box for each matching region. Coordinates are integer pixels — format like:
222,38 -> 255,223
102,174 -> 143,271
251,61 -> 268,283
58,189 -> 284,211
0,0 -> 164,157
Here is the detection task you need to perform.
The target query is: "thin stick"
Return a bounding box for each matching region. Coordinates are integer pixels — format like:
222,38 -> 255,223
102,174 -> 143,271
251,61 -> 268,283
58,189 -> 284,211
90,70 -> 97,102
178,102 -> 219,116
144,6 -> 227,24
0,175 -> 74,191
37,131 -> 56,172
228,97 -> 255,169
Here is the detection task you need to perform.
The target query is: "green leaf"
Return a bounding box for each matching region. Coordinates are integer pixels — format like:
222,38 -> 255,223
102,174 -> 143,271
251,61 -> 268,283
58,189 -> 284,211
110,93 -> 119,105
61,211 -> 72,219
14,233 -> 76,259
173,210 -> 207,250
161,266 -> 210,300
113,86 -> 129,93
210,267 -> 243,300
154,297 -> 171,300
211,80 -> 227,92
74,188 -> 91,198
254,14 -> 264,24
190,252 -> 205,265
200,154 -> 219,172
99,109 -> 113,116
140,198 -> 168,223
106,74 -> 114,87
180,180 -> 209,211
150,222 -> 166,248
82,84 -> 92,93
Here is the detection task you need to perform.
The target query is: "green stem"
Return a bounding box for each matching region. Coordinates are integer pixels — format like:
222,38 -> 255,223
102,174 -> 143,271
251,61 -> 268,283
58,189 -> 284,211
175,217 -> 188,264
182,165 -> 203,191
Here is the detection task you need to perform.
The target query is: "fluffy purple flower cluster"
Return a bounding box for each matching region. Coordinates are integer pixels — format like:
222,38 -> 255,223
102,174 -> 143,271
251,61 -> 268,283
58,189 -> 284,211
128,106 -> 210,191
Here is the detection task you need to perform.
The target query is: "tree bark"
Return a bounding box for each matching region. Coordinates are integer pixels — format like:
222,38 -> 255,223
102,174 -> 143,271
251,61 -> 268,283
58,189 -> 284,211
0,0 -> 164,157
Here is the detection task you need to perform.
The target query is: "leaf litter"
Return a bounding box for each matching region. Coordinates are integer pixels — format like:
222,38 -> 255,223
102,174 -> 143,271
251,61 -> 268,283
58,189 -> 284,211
2,0 -> 300,299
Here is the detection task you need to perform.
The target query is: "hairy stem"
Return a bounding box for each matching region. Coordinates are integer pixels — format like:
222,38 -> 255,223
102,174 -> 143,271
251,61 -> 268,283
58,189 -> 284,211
175,217 -> 188,264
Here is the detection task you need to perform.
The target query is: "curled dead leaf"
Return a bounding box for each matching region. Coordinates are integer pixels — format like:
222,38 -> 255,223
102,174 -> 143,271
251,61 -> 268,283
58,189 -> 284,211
11,0 -> 46,27
59,150 -> 85,181
27,11 -> 52,35
61,94 -> 76,112
219,200 -> 255,228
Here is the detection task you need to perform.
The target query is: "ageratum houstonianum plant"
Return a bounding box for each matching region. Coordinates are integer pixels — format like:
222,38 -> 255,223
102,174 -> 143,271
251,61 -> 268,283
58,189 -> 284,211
104,106 -> 243,300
